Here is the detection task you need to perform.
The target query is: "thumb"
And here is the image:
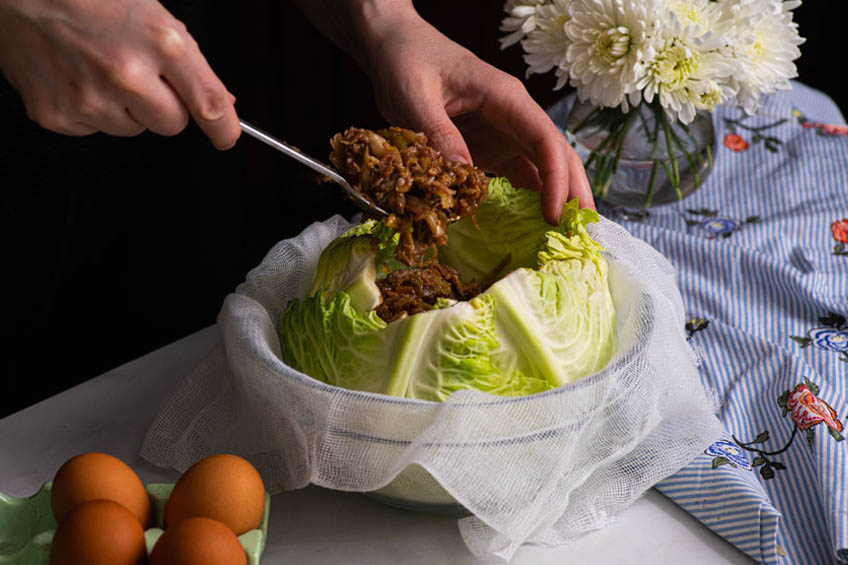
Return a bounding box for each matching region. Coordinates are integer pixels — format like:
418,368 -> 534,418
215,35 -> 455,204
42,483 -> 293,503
413,107 -> 472,165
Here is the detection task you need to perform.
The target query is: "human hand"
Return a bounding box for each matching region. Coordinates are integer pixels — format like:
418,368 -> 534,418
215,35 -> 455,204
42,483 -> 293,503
0,0 -> 239,148
358,7 -> 594,225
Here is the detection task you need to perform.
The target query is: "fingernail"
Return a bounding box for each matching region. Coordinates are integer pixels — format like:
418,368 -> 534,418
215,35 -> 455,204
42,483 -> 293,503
447,154 -> 471,165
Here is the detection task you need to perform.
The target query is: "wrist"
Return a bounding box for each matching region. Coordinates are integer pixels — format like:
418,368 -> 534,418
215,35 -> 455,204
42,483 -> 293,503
348,0 -> 419,71
294,0 -> 421,77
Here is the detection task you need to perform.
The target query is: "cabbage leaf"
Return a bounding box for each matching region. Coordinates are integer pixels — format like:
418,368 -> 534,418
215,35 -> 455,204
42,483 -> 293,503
280,178 -> 615,401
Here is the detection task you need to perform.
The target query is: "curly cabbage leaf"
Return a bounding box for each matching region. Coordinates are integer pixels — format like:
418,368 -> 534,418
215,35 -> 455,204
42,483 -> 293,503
438,176 -> 600,280
281,178 -> 615,401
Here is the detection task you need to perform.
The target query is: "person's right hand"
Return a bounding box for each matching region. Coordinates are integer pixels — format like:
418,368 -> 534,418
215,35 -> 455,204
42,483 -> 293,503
0,0 -> 240,148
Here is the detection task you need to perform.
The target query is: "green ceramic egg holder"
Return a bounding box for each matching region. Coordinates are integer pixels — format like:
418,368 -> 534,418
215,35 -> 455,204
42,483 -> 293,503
0,482 -> 270,564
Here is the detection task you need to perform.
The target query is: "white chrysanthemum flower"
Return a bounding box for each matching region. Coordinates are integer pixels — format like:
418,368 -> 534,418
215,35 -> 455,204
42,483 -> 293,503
564,0 -> 665,110
500,0 -> 547,49
693,79 -> 728,111
636,9 -> 737,123
520,0 -> 573,89
723,0 -> 804,115
665,0 -> 727,36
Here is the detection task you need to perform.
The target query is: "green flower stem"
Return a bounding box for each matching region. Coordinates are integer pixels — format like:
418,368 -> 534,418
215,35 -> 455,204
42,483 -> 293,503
585,108 -> 636,196
587,107 -> 640,197
638,106 -> 661,147
682,147 -> 701,187
724,117 -> 788,133
585,122 -> 620,169
569,106 -> 605,136
643,161 -> 659,207
649,116 -> 662,155
611,109 -> 639,174
667,127 -> 701,187
592,155 -> 609,197
659,160 -> 674,194
673,123 -> 705,186
733,425 -> 799,457
660,111 -> 682,200
577,101 -> 711,205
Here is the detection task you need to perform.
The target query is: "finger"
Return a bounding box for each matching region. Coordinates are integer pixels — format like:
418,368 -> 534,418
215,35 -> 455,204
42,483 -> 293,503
157,31 -> 239,149
49,74 -> 146,137
89,107 -> 146,137
452,111 -> 535,173
479,79 -> 573,224
403,92 -> 472,165
567,147 -> 595,210
59,122 -> 99,136
428,120 -> 472,165
520,131 -> 570,225
19,88 -> 98,136
47,120 -> 99,136
125,77 -> 189,136
497,154 -> 543,192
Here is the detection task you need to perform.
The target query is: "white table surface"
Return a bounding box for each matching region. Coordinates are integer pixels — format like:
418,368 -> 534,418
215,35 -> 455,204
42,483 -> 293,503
0,326 -> 753,564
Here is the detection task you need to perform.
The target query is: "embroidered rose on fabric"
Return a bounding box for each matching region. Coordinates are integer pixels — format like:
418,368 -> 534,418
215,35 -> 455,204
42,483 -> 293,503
822,124 -> 848,136
723,133 -> 749,152
723,114 -> 785,152
786,383 -> 844,434
726,377 -> 845,481
800,120 -> 848,137
705,441 -> 751,470
793,108 -> 848,137
833,219 -> 848,256
834,219 -> 848,243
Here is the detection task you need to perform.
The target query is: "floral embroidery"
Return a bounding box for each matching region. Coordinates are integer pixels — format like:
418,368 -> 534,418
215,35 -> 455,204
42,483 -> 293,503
821,124 -> 848,136
790,312 -> 848,362
730,377 -> 844,481
792,108 -> 848,137
700,217 -> 739,236
720,109 -> 848,154
723,114 -> 786,152
834,219 -> 848,243
706,440 -> 751,470
685,317 -> 709,339
808,328 -> 848,354
786,383 -> 844,434
833,218 -> 848,256
723,133 -> 749,152
682,209 -> 759,239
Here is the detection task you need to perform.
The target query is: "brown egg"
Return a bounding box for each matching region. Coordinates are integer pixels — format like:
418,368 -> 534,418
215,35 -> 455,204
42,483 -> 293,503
49,499 -> 147,565
165,454 -> 264,535
51,452 -> 151,528
150,516 -> 247,565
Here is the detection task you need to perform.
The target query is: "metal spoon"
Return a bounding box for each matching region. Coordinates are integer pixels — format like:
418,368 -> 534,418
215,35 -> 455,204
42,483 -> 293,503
239,120 -> 388,217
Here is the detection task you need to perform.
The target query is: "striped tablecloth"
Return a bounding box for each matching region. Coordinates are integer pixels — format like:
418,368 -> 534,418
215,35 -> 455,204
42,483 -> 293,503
550,82 -> 848,564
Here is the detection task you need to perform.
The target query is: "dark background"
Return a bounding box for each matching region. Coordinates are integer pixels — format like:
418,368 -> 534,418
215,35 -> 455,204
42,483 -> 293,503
1,2 -> 844,418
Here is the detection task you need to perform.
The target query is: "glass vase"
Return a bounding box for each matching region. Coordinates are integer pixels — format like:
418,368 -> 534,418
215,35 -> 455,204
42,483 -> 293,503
564,98 -> 716,209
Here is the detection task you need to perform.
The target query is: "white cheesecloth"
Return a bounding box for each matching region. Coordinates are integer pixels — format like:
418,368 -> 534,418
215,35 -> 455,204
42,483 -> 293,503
140,214 -> 722,561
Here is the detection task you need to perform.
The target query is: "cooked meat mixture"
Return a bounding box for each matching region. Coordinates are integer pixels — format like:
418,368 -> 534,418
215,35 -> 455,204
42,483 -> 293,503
329,126 -> 488,266
375,264 -> 480,323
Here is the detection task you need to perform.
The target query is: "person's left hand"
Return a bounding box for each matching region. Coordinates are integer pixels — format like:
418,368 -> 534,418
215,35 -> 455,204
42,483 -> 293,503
360,9 -> 594,225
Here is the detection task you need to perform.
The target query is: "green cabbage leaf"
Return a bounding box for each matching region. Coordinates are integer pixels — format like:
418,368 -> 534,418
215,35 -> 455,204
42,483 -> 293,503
280,178 -> 616,401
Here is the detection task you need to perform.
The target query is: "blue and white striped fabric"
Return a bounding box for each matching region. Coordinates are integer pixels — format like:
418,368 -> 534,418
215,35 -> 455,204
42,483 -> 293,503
550,82 -> 848,564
